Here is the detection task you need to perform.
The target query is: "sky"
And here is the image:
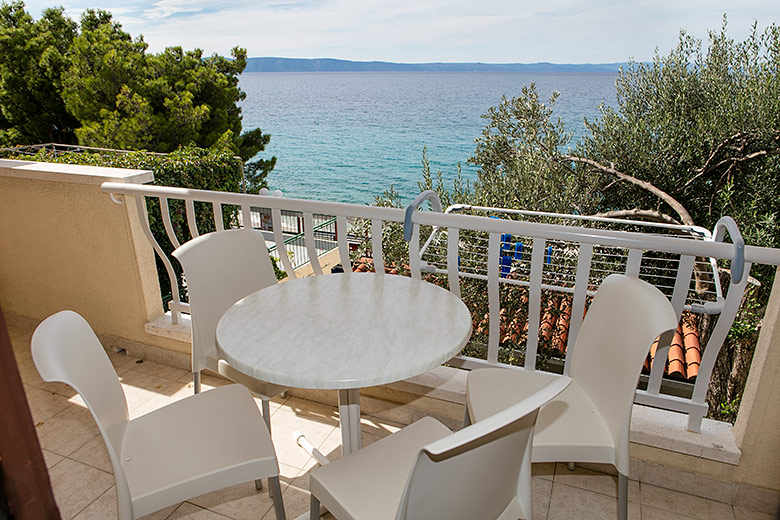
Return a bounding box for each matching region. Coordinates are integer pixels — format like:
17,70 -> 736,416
18,0 -> 780,63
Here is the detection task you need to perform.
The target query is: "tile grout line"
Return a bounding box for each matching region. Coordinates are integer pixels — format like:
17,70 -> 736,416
72,485 -> 114,520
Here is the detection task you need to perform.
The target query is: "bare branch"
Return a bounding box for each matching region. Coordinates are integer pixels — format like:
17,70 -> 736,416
685,132 -> 747,189
563,155 -> 696,226
684,131 -> 780,190
590,209 -> 682,225
699,149 -> 780,178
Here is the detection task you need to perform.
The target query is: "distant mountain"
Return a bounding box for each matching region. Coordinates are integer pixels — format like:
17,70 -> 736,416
244,57 -> 626,73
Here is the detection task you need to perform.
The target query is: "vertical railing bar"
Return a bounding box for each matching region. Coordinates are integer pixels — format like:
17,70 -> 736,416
525,238 -> 546,369
185,199 -> 199,238
372,220 -> 385,275
213,202 -> 224,232
647,254 -> 696,394
688,263 -> 752,429
337,216 -> 351,275
409,224 -> 421,279
486,233 -> 501,364
272,208 -> 296,279
241,205 -> 252,231
136,197 -> 182,324
303,212 -> 323,275
447,228 -> 461,297
160,197 -> 181,249
564,243 -> 594,375
625,248 -> 642,277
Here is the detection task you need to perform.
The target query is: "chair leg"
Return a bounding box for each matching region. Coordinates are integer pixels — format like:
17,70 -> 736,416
262,399 -> 272,436
310,493 -> 320,519
617,472 -> 628,520
193,371 -> 201,394
269,476 -> 286,520
258,399 -> 273,495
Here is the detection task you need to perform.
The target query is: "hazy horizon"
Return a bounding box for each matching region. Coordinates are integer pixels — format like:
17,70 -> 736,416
17,1 -> 778,64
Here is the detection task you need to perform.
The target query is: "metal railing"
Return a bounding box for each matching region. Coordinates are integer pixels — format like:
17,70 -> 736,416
101,182 -> 780,432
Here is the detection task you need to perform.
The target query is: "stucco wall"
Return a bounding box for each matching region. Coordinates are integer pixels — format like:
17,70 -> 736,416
733,267 -> 780,491
0,160 -> 186,354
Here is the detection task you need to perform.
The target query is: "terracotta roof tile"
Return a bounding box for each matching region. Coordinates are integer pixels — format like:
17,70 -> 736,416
681,313 -> 701,380
667,326 -> 686,379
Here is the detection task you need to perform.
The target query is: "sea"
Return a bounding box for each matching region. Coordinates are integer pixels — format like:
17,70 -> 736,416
238,71 -> 618,205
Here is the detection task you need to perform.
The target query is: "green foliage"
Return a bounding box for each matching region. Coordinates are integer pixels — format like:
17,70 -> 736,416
0,2 -> 275,192
270,256 -> 287,281
0,2 -> 78,143
581,18 -> 780,255
717,395 -> 741,423
469,87 -> 602,214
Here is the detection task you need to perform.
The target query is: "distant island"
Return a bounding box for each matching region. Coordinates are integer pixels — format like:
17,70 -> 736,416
244,57 -> 626,73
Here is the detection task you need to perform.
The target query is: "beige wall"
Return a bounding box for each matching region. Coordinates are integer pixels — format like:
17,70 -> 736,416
733,266 -> 780,491
0,160 -> 185,353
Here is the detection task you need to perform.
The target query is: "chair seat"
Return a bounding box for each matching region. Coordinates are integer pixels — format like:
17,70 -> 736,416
310,417 -> 451,520
467,368 -> 616,466
122,384 -> 279,517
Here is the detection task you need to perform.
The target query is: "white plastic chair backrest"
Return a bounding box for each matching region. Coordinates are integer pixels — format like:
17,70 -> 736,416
172,229 -> 277,374
569,274 -> 677,467
31,310 -> 134,516
396,376 -> 572,520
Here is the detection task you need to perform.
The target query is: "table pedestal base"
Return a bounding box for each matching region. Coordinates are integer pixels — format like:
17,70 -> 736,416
338,388 -> 361,456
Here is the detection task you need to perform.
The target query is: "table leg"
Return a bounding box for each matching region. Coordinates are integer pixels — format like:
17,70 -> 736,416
337,388 -> 361,456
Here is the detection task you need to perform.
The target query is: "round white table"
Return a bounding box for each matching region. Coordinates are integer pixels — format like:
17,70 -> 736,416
216,272 -> 473,455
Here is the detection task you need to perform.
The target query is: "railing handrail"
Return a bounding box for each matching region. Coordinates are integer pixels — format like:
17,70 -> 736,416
102,182 -> 780,267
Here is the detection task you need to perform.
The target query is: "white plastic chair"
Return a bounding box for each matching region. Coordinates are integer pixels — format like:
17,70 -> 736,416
309,375 -> 571,520
31,310 -> 286,520
465,274 -> 678,520
172,229 -> 289,431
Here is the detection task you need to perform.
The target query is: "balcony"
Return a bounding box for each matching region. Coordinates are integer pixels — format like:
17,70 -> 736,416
2,159 -> 780,519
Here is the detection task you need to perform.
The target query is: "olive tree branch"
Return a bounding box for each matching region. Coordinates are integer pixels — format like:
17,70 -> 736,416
562,155 -> 696,226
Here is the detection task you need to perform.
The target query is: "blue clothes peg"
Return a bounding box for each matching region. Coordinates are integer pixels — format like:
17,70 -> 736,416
514,242 -> 523,260
500,254 -> 512,278
501,233 -> 512,254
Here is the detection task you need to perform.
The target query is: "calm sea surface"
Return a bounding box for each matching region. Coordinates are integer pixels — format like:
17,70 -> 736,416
239,71 -> 617,205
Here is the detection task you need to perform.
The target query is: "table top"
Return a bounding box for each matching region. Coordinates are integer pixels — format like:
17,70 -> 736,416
216,272 -> 473,390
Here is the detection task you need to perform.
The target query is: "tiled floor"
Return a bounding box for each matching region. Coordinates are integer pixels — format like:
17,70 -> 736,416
8,323 -> 775,520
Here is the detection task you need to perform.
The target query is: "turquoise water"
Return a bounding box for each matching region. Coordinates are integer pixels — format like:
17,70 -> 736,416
239,71 -> 617,205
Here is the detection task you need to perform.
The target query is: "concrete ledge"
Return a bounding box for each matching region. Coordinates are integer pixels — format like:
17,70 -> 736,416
145,312 -> 192,343
0,158 -> 153,185
630,404 -> 741,465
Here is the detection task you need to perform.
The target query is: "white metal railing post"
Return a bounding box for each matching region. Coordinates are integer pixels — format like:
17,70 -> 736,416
564,243 -> 594,375
486,233 -> 501,364
447,228 -> 461,297
525,238 -> 546,369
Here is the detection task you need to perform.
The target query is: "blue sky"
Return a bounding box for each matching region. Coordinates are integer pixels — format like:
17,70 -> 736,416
19,0 -> 780,63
